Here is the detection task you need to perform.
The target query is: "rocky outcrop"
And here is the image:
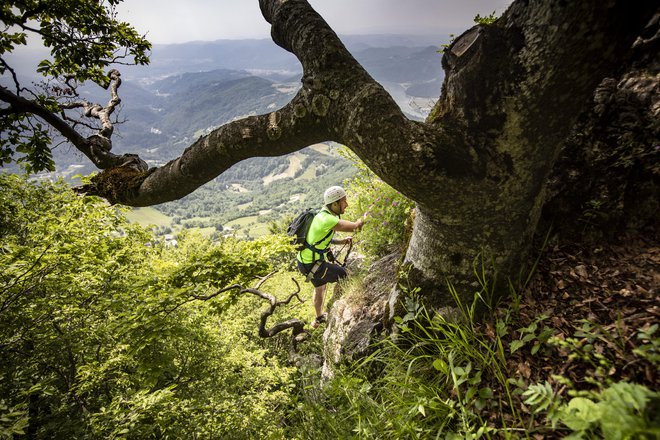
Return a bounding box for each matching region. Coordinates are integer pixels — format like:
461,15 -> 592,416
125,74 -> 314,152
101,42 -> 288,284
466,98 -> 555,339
321,252 -> 400,380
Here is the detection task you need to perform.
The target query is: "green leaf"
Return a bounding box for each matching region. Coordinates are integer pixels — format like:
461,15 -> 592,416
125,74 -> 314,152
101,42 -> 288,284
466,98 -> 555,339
479,388 -> 494,399
523,381 -> 556,413
560,397 -> 600,431
510,340 -> 525,353
433,358 -> 447,373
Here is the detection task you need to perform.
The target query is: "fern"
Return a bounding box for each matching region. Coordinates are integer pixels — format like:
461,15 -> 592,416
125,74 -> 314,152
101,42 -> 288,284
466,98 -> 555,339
523,381 -> 557,413
522,381 -> 563,428
525,381 -> 660,439
595,382 -> 659,439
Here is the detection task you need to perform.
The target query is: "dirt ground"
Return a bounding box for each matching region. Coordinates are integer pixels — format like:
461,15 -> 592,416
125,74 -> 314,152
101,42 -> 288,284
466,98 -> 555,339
489,226 -> 659,436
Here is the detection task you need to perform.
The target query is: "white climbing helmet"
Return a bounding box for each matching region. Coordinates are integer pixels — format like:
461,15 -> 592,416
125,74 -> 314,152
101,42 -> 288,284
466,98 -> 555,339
324,186 -> 347,205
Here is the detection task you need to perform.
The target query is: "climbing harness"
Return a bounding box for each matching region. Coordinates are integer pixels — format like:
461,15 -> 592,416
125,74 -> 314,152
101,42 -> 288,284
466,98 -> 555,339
305,260 -> 323,282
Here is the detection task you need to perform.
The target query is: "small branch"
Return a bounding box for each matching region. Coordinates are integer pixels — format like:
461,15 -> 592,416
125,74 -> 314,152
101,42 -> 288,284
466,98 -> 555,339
254,271 -> 276,290
191,276 -> 310,355
100,69 -> 122,138
59,69 -> 121,140
0,57 -> 21,93
1,72 -> 148,173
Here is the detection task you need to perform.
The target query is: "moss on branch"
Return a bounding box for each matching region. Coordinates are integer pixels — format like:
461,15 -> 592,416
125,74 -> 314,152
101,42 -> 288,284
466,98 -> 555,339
81,165 -> 155,205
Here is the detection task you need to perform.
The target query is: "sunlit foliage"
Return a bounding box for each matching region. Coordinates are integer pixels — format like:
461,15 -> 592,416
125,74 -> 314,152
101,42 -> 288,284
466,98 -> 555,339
0,174 -> 297,438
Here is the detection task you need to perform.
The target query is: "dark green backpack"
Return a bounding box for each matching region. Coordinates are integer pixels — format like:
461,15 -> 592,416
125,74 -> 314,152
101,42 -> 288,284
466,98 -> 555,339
287,209 -> 333,255
287,209 -> 316,251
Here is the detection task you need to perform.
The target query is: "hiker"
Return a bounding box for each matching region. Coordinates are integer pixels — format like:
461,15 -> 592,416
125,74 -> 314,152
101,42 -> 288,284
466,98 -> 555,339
297,186 -> 365,329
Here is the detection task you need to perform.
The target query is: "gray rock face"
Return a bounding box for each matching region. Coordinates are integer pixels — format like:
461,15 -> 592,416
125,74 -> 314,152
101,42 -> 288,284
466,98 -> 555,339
321,252 -> 400,380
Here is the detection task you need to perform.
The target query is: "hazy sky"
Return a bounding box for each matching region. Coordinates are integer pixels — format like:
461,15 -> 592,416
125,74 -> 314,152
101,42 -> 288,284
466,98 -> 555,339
116,0 -> 513,44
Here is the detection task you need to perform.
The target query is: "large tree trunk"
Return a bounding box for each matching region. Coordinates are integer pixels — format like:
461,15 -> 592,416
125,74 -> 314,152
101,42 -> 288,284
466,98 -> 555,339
541,37 -> 659,243
393,1 -> 658,310
83,0 -> 656,310
328,6 -> 658,373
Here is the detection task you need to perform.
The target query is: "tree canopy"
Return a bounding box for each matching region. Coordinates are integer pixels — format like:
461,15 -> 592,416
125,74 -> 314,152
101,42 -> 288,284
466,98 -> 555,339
0,0 -> 150,172
0,174 -> 308,438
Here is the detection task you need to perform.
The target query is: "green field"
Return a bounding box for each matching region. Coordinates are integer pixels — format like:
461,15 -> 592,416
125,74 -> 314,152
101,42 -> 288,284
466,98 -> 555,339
126,207 -> 173,228
124,142 -> 356,240
225,215 -> 271,238
225,215 -> 258,228
126,207 -> 272,238
186,227 -> 217,237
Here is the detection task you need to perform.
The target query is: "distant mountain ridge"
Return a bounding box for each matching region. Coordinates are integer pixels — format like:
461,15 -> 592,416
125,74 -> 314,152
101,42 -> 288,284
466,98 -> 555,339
30,34 -> 447,176
8,35 -> 451,235
119,34 -> 448,81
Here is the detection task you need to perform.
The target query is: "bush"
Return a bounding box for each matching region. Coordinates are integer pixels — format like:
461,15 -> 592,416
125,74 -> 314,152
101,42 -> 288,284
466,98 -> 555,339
0,174 -> 297,439
341,149 -> 415,260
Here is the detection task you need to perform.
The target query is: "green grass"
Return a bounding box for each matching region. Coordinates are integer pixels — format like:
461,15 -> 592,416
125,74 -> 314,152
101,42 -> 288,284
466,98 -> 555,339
298,165 -> 317,180
248,222 -> 270,237
309,143 -> 334,155
126,207 -> 173,228
263,154 -> 303,184
224,215 -> 273,238
126,208 -> 272,239
186,226 -> 217,237
225,215 -> 259,228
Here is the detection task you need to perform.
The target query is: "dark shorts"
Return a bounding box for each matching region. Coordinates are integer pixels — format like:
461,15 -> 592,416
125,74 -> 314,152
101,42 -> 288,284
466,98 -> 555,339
297,260 -> 348,287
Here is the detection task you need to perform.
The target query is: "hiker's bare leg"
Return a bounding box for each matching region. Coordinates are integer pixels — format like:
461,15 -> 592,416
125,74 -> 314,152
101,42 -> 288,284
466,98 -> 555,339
313,284 -> 326,317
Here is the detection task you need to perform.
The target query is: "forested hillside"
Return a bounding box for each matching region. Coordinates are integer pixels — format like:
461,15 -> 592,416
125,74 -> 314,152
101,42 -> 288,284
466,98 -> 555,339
1,2 -> 657,438
147,143 -> 356,238
9,36 -> 445,238
2,170 -> 657,439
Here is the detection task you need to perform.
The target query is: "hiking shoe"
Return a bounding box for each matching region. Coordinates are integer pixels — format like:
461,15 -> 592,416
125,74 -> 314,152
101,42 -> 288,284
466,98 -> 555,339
311,313 -> 328,329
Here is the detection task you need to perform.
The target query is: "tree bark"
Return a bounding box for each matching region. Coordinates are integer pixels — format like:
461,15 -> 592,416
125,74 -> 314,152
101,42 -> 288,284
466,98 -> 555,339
396,0 -> 657,307
79,0 -> 656,306
541,27 -> 659,242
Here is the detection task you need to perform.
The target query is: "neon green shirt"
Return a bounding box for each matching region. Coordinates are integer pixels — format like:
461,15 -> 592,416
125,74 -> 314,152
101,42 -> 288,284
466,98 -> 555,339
297,208 -> 339,264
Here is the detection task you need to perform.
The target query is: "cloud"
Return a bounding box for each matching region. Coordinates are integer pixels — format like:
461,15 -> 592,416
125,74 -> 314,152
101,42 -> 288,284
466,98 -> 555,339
117,0 -> 512,44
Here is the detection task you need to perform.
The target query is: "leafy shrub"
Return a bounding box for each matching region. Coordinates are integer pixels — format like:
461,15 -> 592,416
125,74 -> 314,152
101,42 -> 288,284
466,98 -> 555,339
524,381 -> 660,439
0,174 -> 296,439
341,149 -> 414,260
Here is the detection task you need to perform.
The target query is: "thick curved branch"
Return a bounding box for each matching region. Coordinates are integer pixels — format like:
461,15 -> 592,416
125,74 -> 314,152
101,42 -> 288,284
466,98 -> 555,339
88,89 -> 334,205
48,0 -> 660,213
257,0 -> 479,194
88,0 -> 475,206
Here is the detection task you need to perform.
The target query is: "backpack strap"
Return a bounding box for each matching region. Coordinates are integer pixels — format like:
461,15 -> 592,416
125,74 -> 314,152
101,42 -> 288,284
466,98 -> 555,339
304,211 -> 338,263
305,228 -> 334,261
